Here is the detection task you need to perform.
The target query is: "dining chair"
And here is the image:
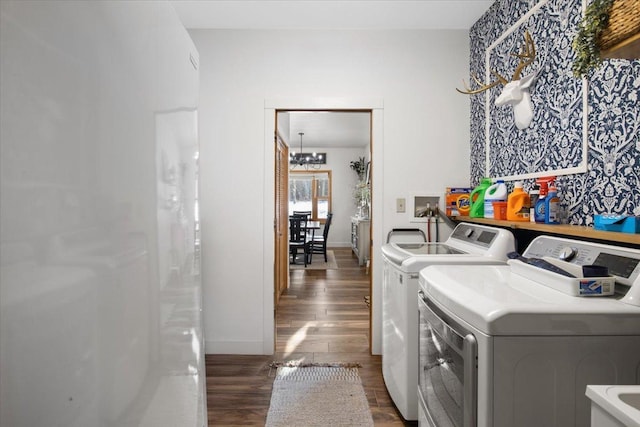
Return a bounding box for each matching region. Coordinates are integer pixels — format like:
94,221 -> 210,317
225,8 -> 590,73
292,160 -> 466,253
289,215 -> 309,266
292,211 -> 312,220
308,212 -> 332,263
292,211 -> 312,240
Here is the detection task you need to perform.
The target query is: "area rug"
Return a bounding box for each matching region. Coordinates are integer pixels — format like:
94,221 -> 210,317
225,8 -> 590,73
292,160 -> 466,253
290,250 -> 338,270
265,362 -> 374,426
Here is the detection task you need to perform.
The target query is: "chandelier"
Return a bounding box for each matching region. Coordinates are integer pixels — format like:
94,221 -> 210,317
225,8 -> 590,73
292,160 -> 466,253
290,132 -> 325,170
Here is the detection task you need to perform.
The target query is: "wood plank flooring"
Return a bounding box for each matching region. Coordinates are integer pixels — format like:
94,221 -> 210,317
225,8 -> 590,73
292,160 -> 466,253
205,247 -> 414,426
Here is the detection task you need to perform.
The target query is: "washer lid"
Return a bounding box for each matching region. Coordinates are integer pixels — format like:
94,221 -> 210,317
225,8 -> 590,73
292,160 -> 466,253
395,242 -> 465,255
381,244 -> 510,273
381,222 -> 516,271
419,264 -> 640,336
381,242 -> 465,265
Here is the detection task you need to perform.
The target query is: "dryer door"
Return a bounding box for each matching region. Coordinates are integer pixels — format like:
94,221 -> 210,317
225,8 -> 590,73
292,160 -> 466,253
418,291 -> 477,427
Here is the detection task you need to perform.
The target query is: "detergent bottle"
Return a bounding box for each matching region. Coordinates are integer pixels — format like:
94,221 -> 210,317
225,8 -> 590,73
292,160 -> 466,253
469,177 -> 492,218
483,179 -> 508,219
534,177 -> 554,223
506,181 -> 530,221
545,182 -> 560,224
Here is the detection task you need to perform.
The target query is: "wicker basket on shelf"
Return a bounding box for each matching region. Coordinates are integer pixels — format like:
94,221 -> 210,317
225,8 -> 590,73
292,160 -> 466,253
599,0 -> 640,52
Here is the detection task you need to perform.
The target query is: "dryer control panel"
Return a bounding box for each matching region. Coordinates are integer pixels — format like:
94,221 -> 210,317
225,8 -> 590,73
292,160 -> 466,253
450,223 -> 499,248
524,236 -> 640,287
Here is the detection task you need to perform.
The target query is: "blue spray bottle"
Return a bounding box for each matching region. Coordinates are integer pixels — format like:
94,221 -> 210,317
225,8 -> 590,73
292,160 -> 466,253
534,181 -> 547,223
545,182 -> 560,224
534,177 -> 554,223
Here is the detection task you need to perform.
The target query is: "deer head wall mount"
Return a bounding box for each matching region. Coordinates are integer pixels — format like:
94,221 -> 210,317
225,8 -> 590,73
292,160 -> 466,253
458,30 -> 537,130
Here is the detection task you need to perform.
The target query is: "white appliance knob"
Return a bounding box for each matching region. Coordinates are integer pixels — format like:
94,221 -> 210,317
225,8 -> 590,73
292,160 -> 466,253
465,229 -> 474,238
559,246 -> 577,261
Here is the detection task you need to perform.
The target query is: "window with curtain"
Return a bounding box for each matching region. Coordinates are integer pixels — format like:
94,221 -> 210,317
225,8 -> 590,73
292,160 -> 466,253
289,170 -> 331,222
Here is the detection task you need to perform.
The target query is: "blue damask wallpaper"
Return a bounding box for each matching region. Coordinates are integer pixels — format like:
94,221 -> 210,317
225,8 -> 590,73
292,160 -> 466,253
469,0 -> 640,226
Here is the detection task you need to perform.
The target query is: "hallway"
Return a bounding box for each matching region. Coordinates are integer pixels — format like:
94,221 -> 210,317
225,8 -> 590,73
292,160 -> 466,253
205,247 -> 411,425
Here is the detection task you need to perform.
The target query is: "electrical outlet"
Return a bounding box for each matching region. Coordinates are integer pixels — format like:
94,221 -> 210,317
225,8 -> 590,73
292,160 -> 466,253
396,198 -> 406,213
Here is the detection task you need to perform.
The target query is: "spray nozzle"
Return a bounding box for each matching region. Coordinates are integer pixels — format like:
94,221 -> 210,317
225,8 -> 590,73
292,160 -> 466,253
535,176 -> 555,196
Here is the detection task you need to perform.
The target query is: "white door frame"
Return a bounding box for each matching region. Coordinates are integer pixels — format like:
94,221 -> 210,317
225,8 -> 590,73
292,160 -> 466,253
263,98 -> 384,355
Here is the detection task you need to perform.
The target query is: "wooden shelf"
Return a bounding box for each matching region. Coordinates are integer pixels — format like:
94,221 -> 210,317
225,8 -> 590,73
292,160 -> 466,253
451,216 -> 640,246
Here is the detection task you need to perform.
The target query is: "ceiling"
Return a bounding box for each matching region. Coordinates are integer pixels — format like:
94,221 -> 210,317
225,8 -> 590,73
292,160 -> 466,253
284,111 -> 371,149
170,0 -> 494,30
170,0 -> 493,149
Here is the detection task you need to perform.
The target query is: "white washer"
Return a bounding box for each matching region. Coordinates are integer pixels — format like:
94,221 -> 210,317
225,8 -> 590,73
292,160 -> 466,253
381,223 -> 515,420
418,236 -> 640,427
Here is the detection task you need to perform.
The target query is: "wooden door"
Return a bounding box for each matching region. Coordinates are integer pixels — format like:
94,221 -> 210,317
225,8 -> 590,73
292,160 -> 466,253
274,133 -> 289,306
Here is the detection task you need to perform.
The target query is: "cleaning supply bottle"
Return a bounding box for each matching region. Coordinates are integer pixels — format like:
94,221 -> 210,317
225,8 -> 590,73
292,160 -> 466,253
507,181 -> 530,221
483,179 -> 507,219
545,183 -> 560,224
469,177 -> 492,218
529,185 -> 539,223
534,177 -> 553,223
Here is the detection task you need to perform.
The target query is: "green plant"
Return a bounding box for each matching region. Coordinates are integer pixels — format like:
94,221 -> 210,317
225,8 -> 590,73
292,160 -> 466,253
349,157 -> 368,179
572,0 -> 615,78
350,157 -> 370,209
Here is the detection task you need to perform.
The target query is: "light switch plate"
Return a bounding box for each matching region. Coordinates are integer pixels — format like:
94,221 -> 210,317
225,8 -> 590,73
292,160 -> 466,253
396,198 -> 406,213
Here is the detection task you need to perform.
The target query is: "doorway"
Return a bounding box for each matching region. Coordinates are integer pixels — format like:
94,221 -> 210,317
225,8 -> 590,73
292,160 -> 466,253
273,109 -> 374,350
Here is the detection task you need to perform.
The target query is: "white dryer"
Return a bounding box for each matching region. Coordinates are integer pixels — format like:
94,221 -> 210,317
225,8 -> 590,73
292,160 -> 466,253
381,223 -> 515,420
418,235 -> 640,427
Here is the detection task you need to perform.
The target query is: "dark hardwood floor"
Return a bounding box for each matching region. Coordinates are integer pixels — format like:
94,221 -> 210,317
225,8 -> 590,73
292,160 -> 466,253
205,247 -> 414,426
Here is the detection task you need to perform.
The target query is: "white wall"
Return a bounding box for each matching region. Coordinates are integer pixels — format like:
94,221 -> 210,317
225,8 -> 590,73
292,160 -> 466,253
0,2 -> 205,425
191,29 -> 471,354
290,145 -> 367,247
326,145 -> 370,247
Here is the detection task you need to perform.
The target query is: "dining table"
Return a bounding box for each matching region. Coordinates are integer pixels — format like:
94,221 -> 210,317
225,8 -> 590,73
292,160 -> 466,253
304,221 -> 322,263
305,221 -> 321,233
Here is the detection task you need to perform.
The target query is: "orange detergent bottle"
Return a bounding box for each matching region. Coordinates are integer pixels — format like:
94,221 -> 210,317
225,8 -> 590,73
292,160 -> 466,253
506,181 -> 530,221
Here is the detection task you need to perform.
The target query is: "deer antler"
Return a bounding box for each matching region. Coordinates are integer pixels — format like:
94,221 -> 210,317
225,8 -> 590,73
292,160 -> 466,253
456,30 -> 536,94
456,70 -> 509,94
511,30 -> 536,80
